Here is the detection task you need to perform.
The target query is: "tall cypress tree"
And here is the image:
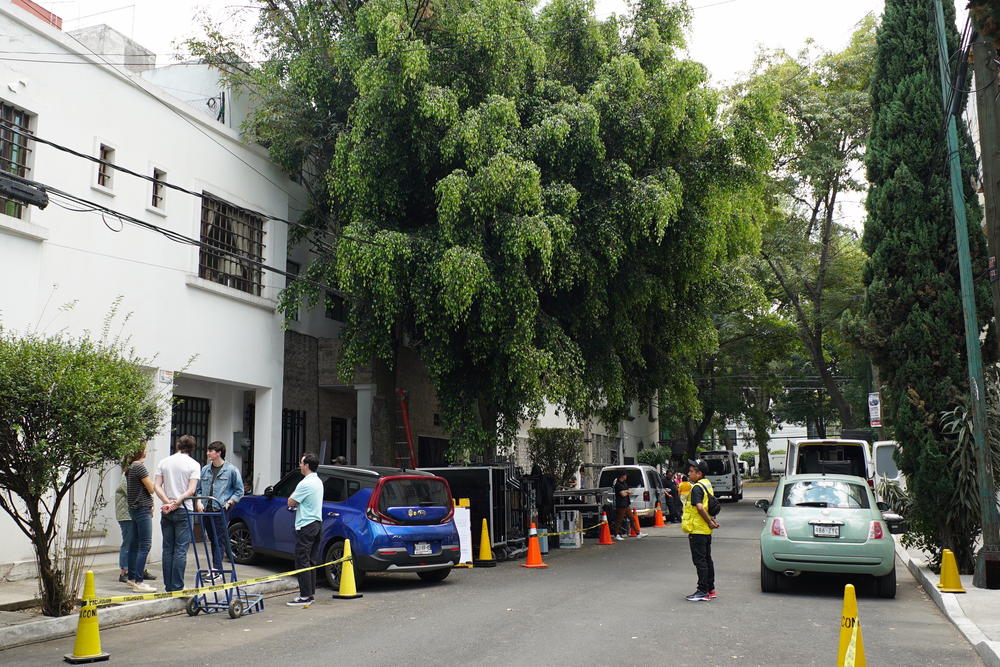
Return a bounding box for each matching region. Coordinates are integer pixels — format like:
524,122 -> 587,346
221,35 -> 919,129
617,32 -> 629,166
862,0 -> 992,570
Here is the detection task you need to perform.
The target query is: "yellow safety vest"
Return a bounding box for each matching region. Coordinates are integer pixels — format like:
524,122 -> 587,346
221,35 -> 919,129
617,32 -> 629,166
681,480 -> 714,535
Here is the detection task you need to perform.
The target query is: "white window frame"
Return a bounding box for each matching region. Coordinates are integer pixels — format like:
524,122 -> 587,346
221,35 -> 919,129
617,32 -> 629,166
91,137 -> 117,196
146,162 -> 168,216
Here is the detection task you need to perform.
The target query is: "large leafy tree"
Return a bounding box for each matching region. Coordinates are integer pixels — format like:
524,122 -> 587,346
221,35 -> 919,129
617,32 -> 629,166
861,0 -> 993,571
190,0 -> 781,455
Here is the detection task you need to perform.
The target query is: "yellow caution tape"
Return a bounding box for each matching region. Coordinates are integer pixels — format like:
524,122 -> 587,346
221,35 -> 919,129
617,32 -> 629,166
844,622 -> 858,667
85,554 -> 352,607
539,521 -> 607,538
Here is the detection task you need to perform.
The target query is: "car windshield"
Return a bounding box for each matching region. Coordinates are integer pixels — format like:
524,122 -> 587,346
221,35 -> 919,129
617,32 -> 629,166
782,480 -> 870,509
705,458 -> 730,475
599,469 -> 643,487
377,478 -> 450,512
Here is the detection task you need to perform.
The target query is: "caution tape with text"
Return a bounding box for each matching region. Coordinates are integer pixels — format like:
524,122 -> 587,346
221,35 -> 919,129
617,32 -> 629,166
540,521 -> 608,538
84,554 -> 352,607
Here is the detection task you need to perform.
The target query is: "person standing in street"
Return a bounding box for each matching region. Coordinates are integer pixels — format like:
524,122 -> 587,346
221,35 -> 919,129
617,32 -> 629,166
125,446 -> 157,593
195,441 -> 245,575
155,435 -> 201,592
287,452 -> 323,607
681,458 -> 719,601
662,469 -> 682,523
611,471 -> 631,540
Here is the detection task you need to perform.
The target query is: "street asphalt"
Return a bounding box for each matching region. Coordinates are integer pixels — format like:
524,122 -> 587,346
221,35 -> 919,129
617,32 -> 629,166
1,486 -> 983,666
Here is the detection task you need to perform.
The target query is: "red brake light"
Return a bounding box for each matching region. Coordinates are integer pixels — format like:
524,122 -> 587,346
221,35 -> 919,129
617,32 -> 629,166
869,521 -> 884,540
643,490 -> 650,502
867,479 -> 874,488
771,518 -> 786,536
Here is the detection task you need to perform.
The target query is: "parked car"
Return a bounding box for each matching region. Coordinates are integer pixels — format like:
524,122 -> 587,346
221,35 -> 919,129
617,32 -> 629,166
785,439 -> 874,487
597,465 -> 666,525
227,465 -> 460,589
702,450 -> 743,501
756,473 -> 906,598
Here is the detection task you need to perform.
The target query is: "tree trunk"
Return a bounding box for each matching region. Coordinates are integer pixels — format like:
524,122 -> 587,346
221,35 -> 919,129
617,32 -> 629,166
684,407 -> 713,461
29,510 -> 70,616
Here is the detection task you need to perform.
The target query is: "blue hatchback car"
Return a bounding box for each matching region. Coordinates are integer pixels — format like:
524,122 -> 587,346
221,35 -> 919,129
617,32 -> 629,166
227,465 -> 460,588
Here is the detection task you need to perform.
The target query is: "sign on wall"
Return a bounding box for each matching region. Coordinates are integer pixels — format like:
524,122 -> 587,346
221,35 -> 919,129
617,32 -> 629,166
868,392 -> 882,428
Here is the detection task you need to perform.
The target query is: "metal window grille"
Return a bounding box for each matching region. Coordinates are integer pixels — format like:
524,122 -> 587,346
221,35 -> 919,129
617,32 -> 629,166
151,168 -> 166,209
325,292 -> 346,321
97,144 -> 114,188
286,260 -> 300,321
0,101 -> 33,219
171,395 -> 211,463
199,193 -> 265,296
281,409 -> 307,475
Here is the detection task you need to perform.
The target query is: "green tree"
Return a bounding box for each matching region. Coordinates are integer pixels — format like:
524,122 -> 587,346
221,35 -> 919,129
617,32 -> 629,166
527,427 -> 582,487
0,327 -> 163,615
188,0 -> 781,456
860,0 -> 993,572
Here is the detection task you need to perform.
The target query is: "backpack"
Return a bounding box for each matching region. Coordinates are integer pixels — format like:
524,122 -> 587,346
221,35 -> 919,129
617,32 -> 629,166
696,482 -> 721,517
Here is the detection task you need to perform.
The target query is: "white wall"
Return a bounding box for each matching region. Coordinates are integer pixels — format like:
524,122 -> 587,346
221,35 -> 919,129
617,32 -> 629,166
0,2 -> 300,572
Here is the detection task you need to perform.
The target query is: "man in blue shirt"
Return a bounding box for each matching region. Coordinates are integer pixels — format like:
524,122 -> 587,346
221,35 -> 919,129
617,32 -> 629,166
195,441 -> 244,575
287,452 -> 323,606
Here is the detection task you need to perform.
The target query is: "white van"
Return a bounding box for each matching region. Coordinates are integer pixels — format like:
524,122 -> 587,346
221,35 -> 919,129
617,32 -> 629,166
701,450 -> 742,501
873,440 -> 906,491
597,465 -> 667,524
785,439 -> 874,486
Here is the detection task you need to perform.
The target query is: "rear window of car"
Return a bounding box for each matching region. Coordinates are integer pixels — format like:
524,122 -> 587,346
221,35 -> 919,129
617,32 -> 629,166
377,477 -> 450,512
796,445 -> 867,477
705,458 -> 730,475
598,469 -> 644,487
782,480 -> 870,509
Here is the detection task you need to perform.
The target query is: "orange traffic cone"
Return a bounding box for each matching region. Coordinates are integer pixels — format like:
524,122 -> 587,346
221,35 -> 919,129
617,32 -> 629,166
521,523 -> 549,568
654,502 -> 666,527
629,509 -> 640,537
598,512 -> 614,545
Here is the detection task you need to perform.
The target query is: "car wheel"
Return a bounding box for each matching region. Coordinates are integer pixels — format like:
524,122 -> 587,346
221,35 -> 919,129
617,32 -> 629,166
322,539 -> 365,590
228,521 -> 256,564
876,567 -> 897,599
417,568 -> 451,583
760,556 -> 780,593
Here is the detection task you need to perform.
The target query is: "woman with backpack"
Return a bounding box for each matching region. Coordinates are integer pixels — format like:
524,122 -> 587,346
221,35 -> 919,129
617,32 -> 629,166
681,458 -> 720,602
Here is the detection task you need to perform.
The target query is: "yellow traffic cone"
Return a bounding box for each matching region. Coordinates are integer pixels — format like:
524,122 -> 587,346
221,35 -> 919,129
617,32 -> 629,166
332,539 -> 363,600
937,549 -> 967,593
473,517 -> 496,568
836,583 -> 866,667
64,570 -> 109,663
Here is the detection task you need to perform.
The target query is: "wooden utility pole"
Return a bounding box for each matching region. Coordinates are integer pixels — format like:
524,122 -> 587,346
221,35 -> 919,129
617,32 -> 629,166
973,34 -> 1000,352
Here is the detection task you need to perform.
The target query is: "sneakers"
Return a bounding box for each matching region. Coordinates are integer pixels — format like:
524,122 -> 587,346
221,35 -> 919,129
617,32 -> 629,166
142,570 -> 157,580
118,573 -> 128,583
130,582 -> 156,593
708,589 -> 717,599
286,596 -> 314,607
685,591 -> 711,602
614,535 -> 625,541
635,532 -> 647,539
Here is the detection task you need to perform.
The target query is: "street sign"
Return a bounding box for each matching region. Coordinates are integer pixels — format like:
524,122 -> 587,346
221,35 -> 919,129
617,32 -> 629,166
868,392 -> 882,428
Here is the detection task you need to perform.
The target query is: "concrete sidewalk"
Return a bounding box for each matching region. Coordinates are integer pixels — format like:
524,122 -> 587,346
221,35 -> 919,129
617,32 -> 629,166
0,553 -> 298,651
894,537 -> 1000,667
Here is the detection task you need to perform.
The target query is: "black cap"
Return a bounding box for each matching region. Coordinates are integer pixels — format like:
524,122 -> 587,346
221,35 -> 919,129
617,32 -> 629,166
688,458 -> 709,474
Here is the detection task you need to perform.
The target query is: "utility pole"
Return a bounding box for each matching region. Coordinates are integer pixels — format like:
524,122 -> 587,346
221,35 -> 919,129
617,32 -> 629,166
973,33 -> 1000,356
933,0 -> 1000,589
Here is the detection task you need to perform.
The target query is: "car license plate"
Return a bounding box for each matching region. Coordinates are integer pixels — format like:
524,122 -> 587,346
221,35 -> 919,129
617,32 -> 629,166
813,524 -> 839,538
413,541 -> 432,555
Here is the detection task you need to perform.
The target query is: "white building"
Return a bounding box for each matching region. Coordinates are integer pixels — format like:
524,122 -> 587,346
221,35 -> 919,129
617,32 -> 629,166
0,0 -> 302,576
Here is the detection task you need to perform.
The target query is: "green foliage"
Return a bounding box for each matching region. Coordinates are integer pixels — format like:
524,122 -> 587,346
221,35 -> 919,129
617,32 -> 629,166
527,427 -> 583,487
739,451 -> 755,465
0,324 -> 164,615
188,0 -> 780,454
861,0 -> 993,572
636,446 -> 669,467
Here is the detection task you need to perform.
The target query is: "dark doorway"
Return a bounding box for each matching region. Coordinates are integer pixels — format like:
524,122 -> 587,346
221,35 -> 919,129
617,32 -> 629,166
330,417 -> 348,463
172,396 -> 210,463
418,436 -> 450,468
281,409 -> 306,475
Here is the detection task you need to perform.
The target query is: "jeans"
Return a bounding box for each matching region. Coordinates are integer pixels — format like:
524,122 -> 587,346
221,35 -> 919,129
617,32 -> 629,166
203,513 -> 228,571
161,508 -> 191,592
294,521 -> 322,599
689,533 -> 714,593
118,519 -> 135,570
127,508 -> 152,583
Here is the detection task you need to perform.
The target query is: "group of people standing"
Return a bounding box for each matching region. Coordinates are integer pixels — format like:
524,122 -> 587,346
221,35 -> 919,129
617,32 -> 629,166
114,436 -> 245,594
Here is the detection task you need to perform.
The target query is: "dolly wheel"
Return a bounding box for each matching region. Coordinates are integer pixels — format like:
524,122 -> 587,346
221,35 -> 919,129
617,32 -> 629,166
185,597 -> 201,616
228,598 -> 245,619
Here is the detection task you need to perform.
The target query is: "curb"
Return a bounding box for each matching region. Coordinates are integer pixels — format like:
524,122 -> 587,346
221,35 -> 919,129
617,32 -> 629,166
893,539 -> 1000,667
0,577 -> 298,651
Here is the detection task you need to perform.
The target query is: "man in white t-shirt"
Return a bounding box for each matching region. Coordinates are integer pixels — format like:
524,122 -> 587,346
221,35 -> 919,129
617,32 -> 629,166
154,435 -> 201,592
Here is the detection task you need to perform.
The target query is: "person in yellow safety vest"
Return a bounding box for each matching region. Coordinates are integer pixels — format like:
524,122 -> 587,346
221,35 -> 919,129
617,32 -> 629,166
681,458 -> 719,602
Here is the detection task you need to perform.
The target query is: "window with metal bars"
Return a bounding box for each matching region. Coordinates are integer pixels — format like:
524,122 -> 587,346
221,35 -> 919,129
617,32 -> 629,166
281,409 -> 307,475
97,144 -> 114,189
171,395 -> 211,464
198,192 -> 265,296
151,168 -> 166,209
0,101 -> 33,219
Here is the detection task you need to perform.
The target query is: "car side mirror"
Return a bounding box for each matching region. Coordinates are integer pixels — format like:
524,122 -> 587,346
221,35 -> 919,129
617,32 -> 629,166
754,499 -> 770,511
876,501 -> 890,512
264,485 -> 275,498
883,512 -> 906,534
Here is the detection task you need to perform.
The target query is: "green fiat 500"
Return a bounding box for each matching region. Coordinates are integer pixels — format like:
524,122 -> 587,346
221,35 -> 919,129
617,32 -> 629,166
756,473 -> 906,598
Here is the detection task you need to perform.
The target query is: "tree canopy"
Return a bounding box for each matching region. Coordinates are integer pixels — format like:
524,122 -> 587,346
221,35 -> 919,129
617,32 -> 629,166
191,0 -> 783,454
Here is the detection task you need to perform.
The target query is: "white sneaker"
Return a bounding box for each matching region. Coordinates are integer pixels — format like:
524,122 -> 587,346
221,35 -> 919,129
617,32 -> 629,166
635,533 -> 647,539
131,582 -> 156,593
614,535 -> 625,541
